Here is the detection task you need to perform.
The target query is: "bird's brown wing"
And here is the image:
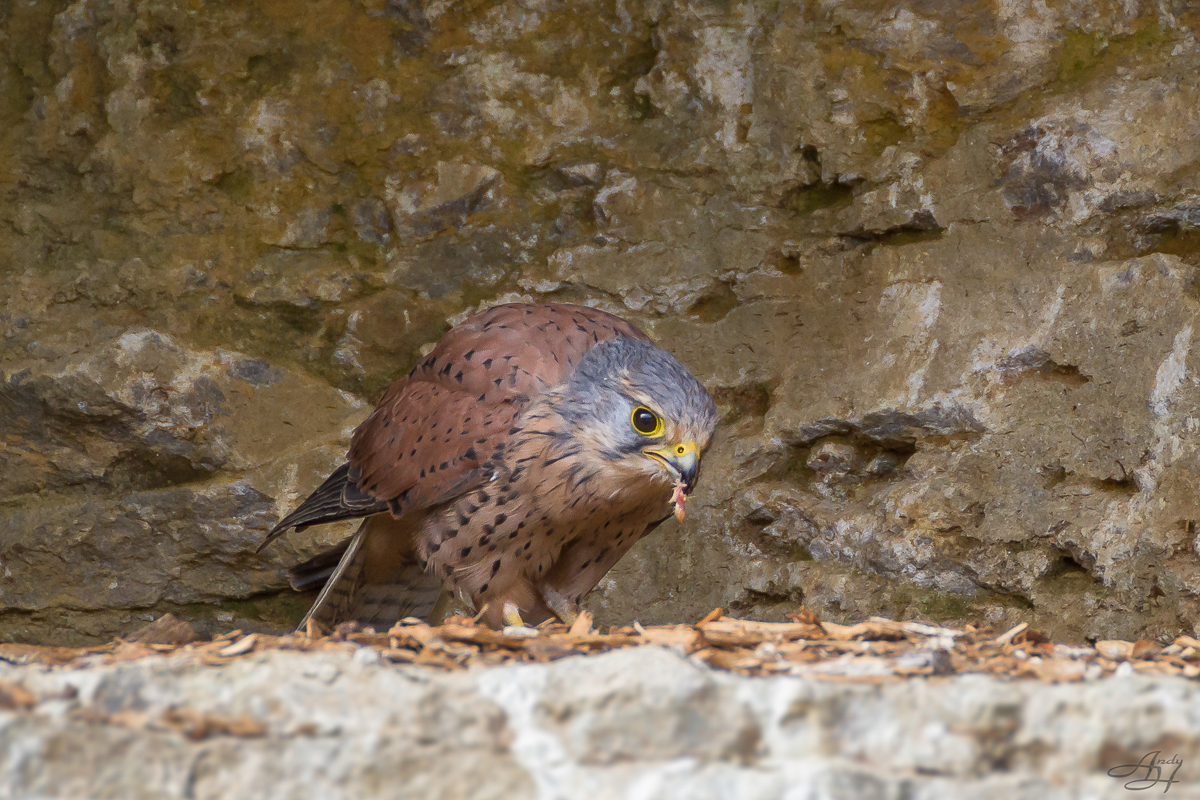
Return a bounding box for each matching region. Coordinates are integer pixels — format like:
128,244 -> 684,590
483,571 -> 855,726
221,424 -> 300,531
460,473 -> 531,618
347,303 -> 650,517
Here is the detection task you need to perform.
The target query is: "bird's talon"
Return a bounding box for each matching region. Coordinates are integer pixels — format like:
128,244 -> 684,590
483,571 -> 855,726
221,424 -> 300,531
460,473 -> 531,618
502,602 -> 525,628
543,592 -> 579,626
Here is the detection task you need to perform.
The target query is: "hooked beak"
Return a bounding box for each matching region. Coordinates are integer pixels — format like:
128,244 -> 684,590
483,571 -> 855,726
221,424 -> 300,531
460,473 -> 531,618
644,441 -> 701,493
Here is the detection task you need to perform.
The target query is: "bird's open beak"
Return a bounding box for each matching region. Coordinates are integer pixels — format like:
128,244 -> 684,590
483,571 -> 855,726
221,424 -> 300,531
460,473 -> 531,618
644,441 -> 700,493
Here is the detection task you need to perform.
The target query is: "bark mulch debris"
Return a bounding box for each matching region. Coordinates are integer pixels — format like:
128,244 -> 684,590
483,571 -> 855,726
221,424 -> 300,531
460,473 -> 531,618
2,609 -> 1198,684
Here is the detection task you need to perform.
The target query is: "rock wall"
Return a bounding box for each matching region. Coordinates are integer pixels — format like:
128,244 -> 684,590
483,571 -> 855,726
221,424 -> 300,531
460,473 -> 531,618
2,646 -> 1199,799
3,0 -> 1200,643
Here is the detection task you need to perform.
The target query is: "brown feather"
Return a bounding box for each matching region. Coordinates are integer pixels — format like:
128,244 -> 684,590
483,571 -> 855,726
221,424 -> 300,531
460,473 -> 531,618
303,514 -> 446,629
347,303 -> 648,516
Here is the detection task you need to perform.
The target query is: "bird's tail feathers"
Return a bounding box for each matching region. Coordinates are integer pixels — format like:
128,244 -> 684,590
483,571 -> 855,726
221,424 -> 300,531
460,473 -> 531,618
296,521 -> 369,629
288,539 -> 351,593
295,515 -> 447,631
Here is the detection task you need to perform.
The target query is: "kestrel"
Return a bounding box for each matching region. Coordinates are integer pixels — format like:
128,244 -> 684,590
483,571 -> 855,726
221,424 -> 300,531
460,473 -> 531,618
261,303 -> 717,630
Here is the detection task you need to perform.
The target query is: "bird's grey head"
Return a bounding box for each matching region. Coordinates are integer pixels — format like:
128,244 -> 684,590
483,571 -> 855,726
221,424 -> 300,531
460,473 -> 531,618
558,337 -> 718,495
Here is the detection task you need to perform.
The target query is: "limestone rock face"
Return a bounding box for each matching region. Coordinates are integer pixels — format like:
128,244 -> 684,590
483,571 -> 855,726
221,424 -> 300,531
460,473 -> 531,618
4,0 -> 1200,642
1,647 -> 1198,798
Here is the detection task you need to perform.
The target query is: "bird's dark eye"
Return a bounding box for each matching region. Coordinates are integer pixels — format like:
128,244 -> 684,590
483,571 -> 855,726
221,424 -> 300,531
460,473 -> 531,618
631,406 -> 662,436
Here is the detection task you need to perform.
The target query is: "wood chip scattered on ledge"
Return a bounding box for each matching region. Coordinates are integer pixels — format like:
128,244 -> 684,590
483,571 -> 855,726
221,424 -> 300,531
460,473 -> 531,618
4,609 -> 1200,684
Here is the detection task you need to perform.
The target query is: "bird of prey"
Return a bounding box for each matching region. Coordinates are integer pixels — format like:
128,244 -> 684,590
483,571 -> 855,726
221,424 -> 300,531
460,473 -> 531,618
260,303 -> 717,630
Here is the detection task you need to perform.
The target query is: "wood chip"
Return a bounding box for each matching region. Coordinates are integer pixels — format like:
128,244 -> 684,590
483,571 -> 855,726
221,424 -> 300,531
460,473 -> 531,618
992,622 -> 1028,645
414,649 -> 459,669
554,633 -> 640,648
218,634 -> 259,658
200,655 -> 235,666
0,643 -> 106,666
381,648 -> 417,663
110,642 -> 158,662
638,625 -> 702,654
568,611 -> 593,637
822,621 -> 906,642
694,648 -> 762,670
10,608 -> 1197,685
439,624 -> 530,649
897,620 -> 964,639
789,608 -> 824,627
1132,639 -> 1162,659
1032,658 -> 1087,682
388,624 -> 439,648
0,680 -> 36,710
522,639 -> 579,660
700,617 -> 824,646
346,633 -> 391,648
1095,640 -> 1134,660
1014,627 -> 1051,645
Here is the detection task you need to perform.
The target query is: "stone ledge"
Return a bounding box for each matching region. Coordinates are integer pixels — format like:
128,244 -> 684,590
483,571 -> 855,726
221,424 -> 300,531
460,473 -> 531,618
1,646 -> 1197,799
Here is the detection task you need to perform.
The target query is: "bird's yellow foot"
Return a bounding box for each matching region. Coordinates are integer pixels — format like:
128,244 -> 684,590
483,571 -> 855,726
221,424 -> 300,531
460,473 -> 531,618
502,602 -> 525,627
543,592 -> 580,627
501,602 -> 538,637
